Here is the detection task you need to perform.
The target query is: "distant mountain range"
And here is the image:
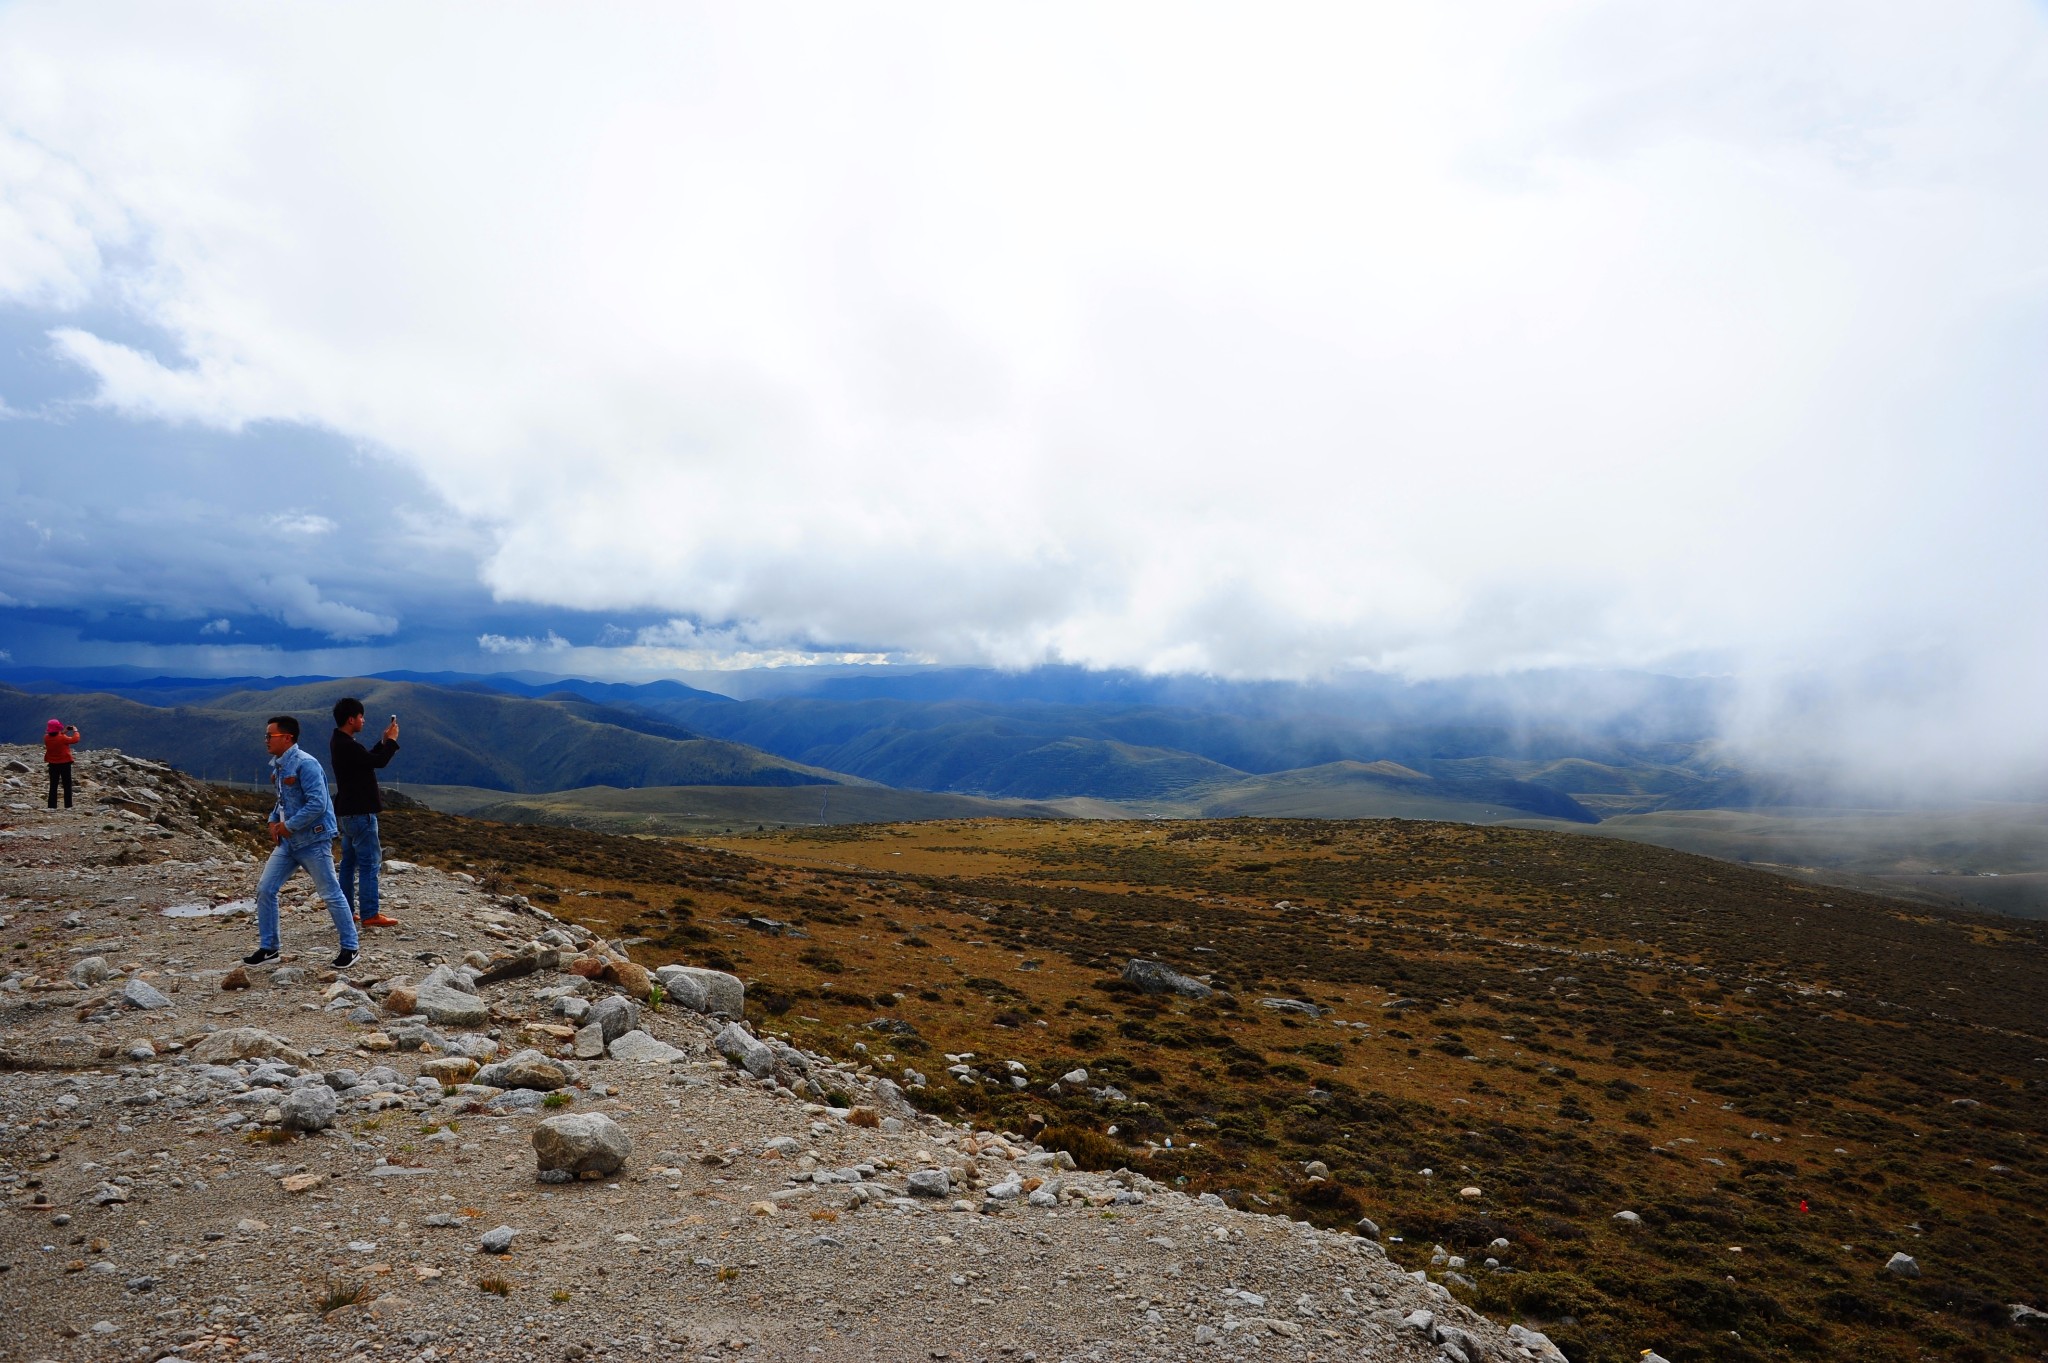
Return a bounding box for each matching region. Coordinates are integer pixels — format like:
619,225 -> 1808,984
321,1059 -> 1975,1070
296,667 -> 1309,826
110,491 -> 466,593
0,663 -> 1804,821
0,678 -> 846,794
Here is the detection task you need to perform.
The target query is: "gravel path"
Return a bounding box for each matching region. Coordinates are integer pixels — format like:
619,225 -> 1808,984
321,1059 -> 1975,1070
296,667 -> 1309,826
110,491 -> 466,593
0,747 -> 1561,1363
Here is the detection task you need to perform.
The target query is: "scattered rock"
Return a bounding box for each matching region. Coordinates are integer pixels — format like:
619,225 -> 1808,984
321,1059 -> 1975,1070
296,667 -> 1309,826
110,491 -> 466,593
1257,997 -> 1325,1017
279,1084 -> 338,1132
713,1022 -> 775,1078
474,1049 -> 569,1092
601,958 -> 653,998
281,1173 -> 327,1194
650,966 -> 708,1013
190,1027 -> 310,1068
660,965 -> 743,1016
1612,1210 -> 1642,1227
219,966 -> 251,991
413,977 -> 488,1028
908,1168 -> 951,1198
381,986 -> 419,1016
607,1030 -> 686,1063
1120,959 -> 1212,999
533,1112 -> 631,1178
585,994 -> 640,1044
1885,1251 -> 1921,1277
419,1055 -> 479,1084
1507,1325 -> 1567,1363
119,978 -> 172,1010
68,956 -> 114,987
479,1225 -> 517,1254
475,949 -> 540,984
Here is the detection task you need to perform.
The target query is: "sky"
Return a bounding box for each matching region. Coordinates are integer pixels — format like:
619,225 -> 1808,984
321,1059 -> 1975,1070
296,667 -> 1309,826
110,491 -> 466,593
2,3 -> 2046,788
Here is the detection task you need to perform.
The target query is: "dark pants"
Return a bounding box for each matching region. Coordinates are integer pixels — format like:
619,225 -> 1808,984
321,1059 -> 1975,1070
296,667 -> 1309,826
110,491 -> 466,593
46,763 -> 71,809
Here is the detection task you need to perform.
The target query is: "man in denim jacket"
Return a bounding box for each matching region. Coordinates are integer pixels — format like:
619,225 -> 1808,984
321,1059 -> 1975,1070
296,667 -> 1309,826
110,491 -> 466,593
245,714 -> 360,970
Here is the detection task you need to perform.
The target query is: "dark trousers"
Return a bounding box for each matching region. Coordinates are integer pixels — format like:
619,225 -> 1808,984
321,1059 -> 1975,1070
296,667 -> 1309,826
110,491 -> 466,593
46,763 -> 72,809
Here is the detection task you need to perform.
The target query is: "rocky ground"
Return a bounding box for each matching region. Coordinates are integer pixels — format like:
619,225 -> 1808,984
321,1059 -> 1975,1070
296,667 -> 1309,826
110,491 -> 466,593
0,747 -> 1566,1363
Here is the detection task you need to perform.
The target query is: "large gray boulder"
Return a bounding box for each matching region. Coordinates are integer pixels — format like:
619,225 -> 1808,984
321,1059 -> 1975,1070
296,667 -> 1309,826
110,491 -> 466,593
658,965 -> 742,1016
1121,959 -> 1212,999
584,994 -> 640,1043
474,1048 -> 569,1092
713,1022 -> 775,1078
279,1084 -> 338,1132
533,1112 -> 631,1178
650,967 -> 707,1013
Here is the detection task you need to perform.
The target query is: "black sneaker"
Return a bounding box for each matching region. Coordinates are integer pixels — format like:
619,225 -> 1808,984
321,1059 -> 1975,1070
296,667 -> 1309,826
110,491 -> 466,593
242,947 -> 280,966
333,948 -> 360,970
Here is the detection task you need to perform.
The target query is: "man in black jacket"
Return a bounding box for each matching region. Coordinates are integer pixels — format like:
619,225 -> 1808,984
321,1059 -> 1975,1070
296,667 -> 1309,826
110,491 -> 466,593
331,697 -> 402,929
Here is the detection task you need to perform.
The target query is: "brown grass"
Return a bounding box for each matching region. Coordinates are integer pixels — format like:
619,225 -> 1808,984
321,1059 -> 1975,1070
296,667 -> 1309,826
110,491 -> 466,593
378,805 -> 2048,1363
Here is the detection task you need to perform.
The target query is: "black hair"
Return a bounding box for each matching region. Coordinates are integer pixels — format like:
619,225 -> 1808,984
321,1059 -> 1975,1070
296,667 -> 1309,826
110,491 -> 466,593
267,714 -> 300,739
333,696 -> 365,726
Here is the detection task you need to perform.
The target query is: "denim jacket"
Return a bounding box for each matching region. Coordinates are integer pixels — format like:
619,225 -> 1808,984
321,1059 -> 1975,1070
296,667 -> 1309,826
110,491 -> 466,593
269,743 -> 338,851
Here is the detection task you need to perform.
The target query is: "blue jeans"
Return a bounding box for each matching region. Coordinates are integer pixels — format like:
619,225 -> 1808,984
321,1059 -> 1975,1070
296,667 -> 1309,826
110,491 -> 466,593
255,838 -> 358,952
337,814 -> 382,921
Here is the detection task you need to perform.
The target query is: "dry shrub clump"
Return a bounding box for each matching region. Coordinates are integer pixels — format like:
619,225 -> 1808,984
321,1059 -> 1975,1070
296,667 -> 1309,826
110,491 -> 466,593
1039,1125 -> 1127,1171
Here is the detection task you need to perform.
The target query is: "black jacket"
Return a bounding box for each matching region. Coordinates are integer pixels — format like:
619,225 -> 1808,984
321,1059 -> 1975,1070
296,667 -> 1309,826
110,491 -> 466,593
330,728 -> 400,816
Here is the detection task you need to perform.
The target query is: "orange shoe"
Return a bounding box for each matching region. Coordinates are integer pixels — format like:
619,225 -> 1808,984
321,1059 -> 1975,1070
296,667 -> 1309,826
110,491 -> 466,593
360,914 -> 402,928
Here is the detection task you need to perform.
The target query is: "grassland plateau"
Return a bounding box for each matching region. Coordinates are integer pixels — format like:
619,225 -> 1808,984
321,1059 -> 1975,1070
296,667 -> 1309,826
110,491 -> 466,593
355,797 -> 2048,1363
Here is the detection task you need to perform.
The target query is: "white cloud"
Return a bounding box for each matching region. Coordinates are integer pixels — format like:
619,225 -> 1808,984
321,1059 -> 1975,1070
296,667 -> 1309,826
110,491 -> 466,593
267,512 -> 336,536
477,630 -> 571,655
0,2 -> 2044,780
251,575 -> 396,640
198,617 -> 231,635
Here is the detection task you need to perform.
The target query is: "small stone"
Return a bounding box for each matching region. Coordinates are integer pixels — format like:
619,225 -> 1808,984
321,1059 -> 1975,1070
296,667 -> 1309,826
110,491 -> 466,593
1885,1251 -> 1921,1277
907,1169 -> 951,1198
479,1225 -> 517,1254
533,1112 -> 631,1177
281,1173 -> 327,1194
573,1024 -> 606,1059
382,986 -> 419,1015
1613,1210 -> 1642,1226
1459,1185 -> 1482,1199
1356,1216 -> 1381,1239
219,967 -> 251,991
